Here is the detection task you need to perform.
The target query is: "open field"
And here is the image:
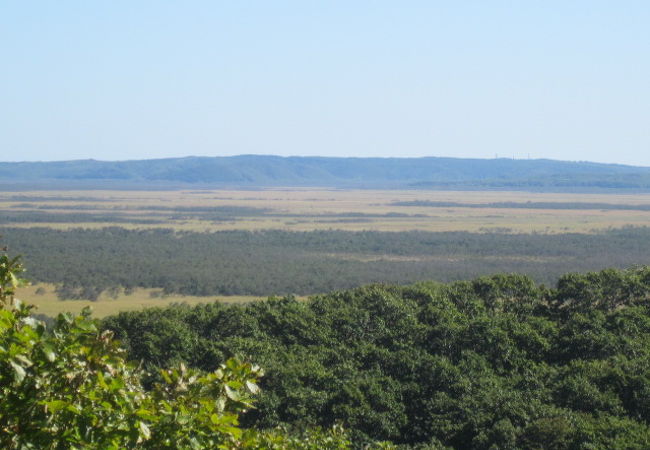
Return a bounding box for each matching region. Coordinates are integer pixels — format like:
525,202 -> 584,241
3,188 -> 650,233
18,283 -> 267,318
4,188 -> 650,316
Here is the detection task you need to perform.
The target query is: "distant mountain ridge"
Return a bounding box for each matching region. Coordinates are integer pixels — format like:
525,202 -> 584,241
2,155 -> 650,191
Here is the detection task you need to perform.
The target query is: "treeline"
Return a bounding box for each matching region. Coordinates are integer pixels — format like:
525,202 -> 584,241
4,226 -> 650,298
0,205 -> 271,224
0,210 -> 166,224
411,173 -> 650,190
103,267 -> 650,448
0,205 -> 422,225
392,200 -> 650,211
4,155 -> 650,191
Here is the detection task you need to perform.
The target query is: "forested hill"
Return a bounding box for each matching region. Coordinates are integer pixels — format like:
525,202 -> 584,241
3,155 -> 650,190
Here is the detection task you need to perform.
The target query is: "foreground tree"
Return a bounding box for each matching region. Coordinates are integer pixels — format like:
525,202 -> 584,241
0,252 -> 354,449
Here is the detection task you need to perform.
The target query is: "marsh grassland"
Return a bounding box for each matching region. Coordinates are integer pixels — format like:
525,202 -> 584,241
3,188 -> 650,233
4,188 -> 650,317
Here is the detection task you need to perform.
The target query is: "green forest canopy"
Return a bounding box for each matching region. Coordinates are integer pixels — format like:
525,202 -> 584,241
5,240 -> 650,447
103,266 -> 650,448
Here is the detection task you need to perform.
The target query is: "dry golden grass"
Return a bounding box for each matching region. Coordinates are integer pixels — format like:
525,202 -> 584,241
3,188 -> 650,233
17,283 -> 270,318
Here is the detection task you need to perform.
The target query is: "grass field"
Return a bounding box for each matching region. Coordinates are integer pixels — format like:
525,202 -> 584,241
17,283 -> 269,318
3,188 -> 650,233
5,188 -> 650,316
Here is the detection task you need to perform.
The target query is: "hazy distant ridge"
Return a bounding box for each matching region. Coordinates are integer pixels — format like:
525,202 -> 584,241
2,155 -> 650,190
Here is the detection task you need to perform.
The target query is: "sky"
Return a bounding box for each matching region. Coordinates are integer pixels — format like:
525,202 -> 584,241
1,1 -> 649,165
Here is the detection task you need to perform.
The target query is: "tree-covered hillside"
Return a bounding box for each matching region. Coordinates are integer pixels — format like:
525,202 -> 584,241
2,155 -> 650,190
104,267 -> 650,448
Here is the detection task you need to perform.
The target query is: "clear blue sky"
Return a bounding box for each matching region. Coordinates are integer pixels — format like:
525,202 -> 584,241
1,1 -> 649,165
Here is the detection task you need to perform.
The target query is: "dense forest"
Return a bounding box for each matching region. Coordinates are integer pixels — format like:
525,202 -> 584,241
103,267 -> 650,448
4,226 -> 650,299
4,239 -> 650,447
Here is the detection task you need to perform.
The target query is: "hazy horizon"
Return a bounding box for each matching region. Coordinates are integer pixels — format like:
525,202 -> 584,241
2,2 -> 649,165
2,153 -> 650,170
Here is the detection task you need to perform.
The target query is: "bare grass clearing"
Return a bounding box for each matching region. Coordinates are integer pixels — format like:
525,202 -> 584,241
17,283 -> 270,318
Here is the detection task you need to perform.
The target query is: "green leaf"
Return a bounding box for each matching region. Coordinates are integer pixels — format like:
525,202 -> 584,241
14,354 -> 32,367
41,343 -> 56,362
224,385 -> 241,401
221,425 -> 243,440
0,309 -> 13,325
160,369 -> 172,384
22,316 -> 40,328
97,371 -> 107,389
138,421 -> 151,440
101,401 -> 113,411
9,271 -> 19,288
60,312 -> 74,325
135,409 -> 157,421
75,318 -> 97,332
10,360 -> 26,383
246,380 -> 260,395
44,400 -> 69,413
